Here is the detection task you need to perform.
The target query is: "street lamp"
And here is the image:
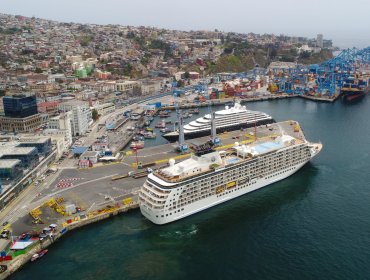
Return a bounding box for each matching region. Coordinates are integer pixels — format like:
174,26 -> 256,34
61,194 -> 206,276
133,147 -> 139,169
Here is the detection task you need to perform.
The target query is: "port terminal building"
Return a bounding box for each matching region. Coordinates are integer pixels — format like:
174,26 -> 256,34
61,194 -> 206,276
0,136 -> 57,209
0,159 -> 22,182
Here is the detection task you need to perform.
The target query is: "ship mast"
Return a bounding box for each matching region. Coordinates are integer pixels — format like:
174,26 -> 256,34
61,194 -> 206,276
211,112 -> 216,141
178,112 -> 185,146
174,90 -> 187,152
254,113 -> 257,142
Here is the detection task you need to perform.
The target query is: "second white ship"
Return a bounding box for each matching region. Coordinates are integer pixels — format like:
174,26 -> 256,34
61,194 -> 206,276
162,101 -> 275,142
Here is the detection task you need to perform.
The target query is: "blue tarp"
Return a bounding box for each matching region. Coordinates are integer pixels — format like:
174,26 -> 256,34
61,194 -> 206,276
72,146 -> 89,155
106,123 -> 115,130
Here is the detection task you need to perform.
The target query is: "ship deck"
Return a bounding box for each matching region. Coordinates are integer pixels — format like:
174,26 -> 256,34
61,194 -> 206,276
150,121 -> 307,184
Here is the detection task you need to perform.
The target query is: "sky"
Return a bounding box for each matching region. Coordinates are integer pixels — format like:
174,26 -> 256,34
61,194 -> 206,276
1,0 -> 369,48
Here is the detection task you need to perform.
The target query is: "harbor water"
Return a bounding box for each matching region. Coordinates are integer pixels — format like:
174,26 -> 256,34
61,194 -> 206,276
11,97 -> 370,280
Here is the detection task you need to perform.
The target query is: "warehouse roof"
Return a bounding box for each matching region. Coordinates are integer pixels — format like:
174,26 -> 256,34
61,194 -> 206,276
0,159 -> 21,169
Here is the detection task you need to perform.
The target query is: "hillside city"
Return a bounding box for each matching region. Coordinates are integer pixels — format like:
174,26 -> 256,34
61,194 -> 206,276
0,9 -> 367,279
0,13 -> 335,101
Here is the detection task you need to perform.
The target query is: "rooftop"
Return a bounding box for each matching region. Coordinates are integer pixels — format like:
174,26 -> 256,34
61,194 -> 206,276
3,92 -> 36,99
92,103 -> 115,109
59,100 -> 88,107
19,137 -> 50,144
81,151 -> 100,157
0,159 -> 21,169
0,147 -> 37,157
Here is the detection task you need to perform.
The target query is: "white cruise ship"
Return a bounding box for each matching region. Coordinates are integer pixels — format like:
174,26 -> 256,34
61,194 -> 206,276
162,101 -> 274,142
139,122 -> 322,224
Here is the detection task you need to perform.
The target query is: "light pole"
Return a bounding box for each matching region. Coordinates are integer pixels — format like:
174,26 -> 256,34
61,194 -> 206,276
133,147 -> 139,169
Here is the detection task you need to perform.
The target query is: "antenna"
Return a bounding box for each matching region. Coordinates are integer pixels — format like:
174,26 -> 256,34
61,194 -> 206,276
178,111 -> 185,146
204,79 -> 219,145
211,112 -> 216,140
174,90 -> 187,153
254,114 -> 257,142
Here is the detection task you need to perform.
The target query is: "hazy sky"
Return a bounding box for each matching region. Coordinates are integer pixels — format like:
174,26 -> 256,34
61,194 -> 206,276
1,0 -> 369,48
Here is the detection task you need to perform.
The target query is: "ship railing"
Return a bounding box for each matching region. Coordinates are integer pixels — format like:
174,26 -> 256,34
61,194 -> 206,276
139,192 -> 165,206
142,185 -> 168,199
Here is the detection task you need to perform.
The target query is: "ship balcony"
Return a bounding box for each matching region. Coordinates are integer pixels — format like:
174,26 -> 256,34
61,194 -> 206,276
139,197 -> 164,210
143,183 -> 169,197
141,186 -> 168,201
139,192 -> 166,207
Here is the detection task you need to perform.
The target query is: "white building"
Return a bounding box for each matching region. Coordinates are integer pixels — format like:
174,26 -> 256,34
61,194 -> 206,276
58,101 -> 91,136
49,112 -> 72,131
297,45 -> 321,54
140,80 -> 161,95
316,34 -> 323,48
48,112 -> 73,145
80,151 -> 100,164
43,129 -> 72,153
41,132 -> 66,159
92,103 -> 115,116
115,81 -> 138,93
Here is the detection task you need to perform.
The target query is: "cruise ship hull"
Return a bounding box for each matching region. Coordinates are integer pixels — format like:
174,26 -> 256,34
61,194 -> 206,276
162,119 -> 275,142
140,160 -> 307,225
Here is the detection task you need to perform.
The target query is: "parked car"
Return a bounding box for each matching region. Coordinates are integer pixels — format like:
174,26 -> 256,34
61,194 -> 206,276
38,233 -> 47,241
0,230 -> 9,239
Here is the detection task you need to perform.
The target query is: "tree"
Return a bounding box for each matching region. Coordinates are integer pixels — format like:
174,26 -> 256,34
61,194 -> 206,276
92,109 -> 99,121
184,71 -> 190,79
123,63 -> 133,76
299,51 -> 311,59
177,80 -> 185,87
35,68 -> 43,73
126,31 -> 135,39
270,47 -> 278,59
80,35 -> 94,47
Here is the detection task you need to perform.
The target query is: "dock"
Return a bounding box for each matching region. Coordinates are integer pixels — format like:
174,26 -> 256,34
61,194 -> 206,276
0,120 -> 306,279
299,93 -> 341,103
161,94 -> 297,110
